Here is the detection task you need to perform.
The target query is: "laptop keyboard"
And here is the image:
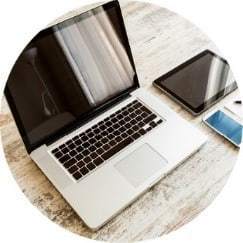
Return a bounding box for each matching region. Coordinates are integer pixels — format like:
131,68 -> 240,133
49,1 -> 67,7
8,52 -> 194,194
51,100 -> 163,181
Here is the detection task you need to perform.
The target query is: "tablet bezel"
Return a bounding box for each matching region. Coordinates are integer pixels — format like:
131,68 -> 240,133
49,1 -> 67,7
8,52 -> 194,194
153,50 -> 237,116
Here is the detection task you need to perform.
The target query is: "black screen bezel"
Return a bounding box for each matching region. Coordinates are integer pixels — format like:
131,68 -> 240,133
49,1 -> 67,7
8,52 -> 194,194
4,0 -> 139,153
153,50 -> 237,115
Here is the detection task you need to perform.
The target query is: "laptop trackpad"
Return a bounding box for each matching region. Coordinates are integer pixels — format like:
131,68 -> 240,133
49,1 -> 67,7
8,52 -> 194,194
114,144 -> 167,187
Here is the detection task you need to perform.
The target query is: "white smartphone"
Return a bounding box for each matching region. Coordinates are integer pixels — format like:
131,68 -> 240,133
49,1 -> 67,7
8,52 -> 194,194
203,109 -> 242,148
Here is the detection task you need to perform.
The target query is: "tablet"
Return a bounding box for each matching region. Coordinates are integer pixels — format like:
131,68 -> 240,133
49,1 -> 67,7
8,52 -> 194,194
153,50 -> 237,115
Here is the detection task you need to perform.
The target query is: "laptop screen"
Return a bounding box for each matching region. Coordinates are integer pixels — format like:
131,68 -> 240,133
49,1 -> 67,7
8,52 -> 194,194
5,1 -> 138,152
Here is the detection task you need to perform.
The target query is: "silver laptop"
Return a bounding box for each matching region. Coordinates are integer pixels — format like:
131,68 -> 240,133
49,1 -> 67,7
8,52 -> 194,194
5,0 -> 207,230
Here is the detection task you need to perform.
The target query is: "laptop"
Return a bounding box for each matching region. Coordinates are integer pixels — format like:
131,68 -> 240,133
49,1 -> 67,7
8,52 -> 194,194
4,0 -> 207,230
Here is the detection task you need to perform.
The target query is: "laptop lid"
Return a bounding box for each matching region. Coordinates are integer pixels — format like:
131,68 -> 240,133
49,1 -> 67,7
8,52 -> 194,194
4,0 -> 139,153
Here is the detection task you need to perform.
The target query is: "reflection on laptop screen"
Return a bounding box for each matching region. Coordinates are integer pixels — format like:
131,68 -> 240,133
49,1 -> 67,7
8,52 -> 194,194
6,3 -> 137,150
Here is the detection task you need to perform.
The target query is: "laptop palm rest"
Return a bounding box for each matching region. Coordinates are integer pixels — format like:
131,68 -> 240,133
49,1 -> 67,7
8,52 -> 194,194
114,144 -> 167,188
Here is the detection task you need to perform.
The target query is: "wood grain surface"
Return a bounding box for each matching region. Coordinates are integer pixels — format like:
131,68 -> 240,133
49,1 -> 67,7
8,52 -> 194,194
0,1 -> 240,241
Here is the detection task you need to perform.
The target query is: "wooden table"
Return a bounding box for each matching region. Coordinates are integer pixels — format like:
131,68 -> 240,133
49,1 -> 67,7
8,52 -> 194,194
0,1 -> 239,241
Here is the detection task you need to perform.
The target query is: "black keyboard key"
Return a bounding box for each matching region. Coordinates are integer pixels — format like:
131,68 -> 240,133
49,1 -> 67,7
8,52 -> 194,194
76,146 -> 83,153
82,149 -> 89,156
68,165 -> 78,174
113,130 -> 121,136
95,134 -> 102,140
97,147 -> 104,155
73,171 -> 82,180
52,148 -> 59,154
113,123 -> 120,129
59,154 -> 71,163
128,107 -> 134,112
89,145 -> 96,152
74,139 -> 82,146
75,153 -> 83,161
132,125 -> 139,131
77,161 -> 85,168
117,114 -> 123,119
87,131 -> 94,138
120,119 -> 125,126
101,131 -> 108,136
100,125 -> 106,130
138,121 -> 145,127
92,124 -> 98,130
138,128 -> 146,135
93,128 -> 100,134
141,112 -> 148,118
89,138 -> 96,144
84,156 -> 92,164
141,106 -> 152,114
80,135 -> 88,141
106,121 -> 112,127
111,117 -> 118,123
130,119 -> 137,125
146,127 -> 152,132
101,137 -> 108,144
94,141 -> 102,148
101,137 -> 133,161
90,152 -> 98,160
93,157 -> 104,166
115,109 -> 122,115
119,126 -> 126,133
61,147 -> 69,154
107,133 -> 115,140
59,144 -> 66,150
73,135 -> 79,141
135,115 -> 142,122
130,112 -> 136,119
83,142 -> 90,148
132,100 -> 139,104
135,109 -> 141,115
123,110 -> 129,116
98,120 -> 104,126
68,143 -> 76,150
66,139 -> 72,145
63,158 -> 76,168
150,121 -> 157,128
54,151 -> 63,158
127,129 -> 134,135
86,128 -> 92,134
125,123 -> 131,129
115,136 -> 122,143
80,167 -> 89,176
87,162 -> 96,171
144,114 -> 156,124
69,150 -> 78,157
121,132 -> 128,139
124,116 -> 131,122
103,144 -> 110,150
134,102 -> 142,109
157,119 -> 163,125
131,132 -> 141,140
110,113 -> 116,119
107,127 -> 113,133
109,140 -> 116,146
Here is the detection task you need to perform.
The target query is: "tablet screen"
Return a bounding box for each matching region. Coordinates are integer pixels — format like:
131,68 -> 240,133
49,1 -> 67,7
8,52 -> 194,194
154,51 -> 237,114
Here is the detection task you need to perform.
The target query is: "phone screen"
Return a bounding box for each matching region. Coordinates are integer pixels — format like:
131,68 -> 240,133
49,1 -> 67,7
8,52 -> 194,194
205,110 -> 243,146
